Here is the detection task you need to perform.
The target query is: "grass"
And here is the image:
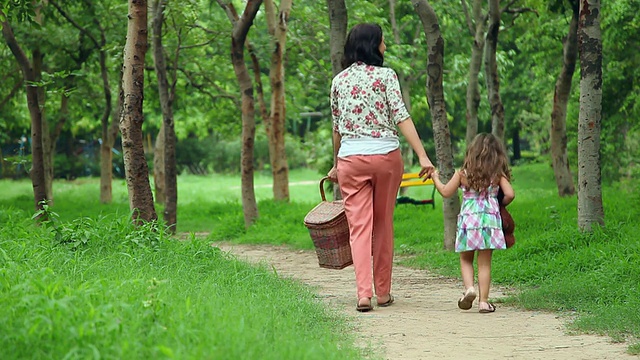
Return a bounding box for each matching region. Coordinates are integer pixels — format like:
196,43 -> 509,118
1,162 -> 640,354
0,209 -> 364,360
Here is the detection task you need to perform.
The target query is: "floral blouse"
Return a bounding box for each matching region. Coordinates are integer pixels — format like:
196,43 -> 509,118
330,62 -> 410,139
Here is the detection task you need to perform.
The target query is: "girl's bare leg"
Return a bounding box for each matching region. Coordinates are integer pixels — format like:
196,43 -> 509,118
477,249 -> 493,310
459,251 -> 475,290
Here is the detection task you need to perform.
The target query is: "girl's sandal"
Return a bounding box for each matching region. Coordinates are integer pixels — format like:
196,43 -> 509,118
479,302 -> 496,313
457,287 -> 477,310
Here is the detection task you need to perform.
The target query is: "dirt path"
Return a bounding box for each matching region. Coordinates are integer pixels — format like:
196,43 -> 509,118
214,243 -> 635,360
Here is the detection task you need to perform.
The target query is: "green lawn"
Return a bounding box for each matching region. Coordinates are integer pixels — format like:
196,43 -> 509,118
1,162 -> 639,356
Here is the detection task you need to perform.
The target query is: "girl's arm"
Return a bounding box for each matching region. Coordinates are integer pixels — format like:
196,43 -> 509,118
499,176 -> 515,205
432,170 -> 461,198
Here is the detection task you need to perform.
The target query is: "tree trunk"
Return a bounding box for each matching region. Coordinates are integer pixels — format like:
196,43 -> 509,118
152,0 -> 177,232
1,20 -> 48,212
265,0 -> 292,202
550,1 -> 578,197
326,0 -> 347,200
326,0 -> 347,76
390,0 -> 414,184
484,0 -> 505,142
577,0 -> 604,231
153,123 -> 166,204
218,0 -> 263,228
412,0 -> 460,250
120,0 -> 157,224
465,0 -> 484,145
100,84 -> 121,204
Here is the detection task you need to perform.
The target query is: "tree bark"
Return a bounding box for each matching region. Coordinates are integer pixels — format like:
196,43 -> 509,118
265,0 -> 292,202
153,123 -> 166,204
152,0 -> 178,232
218,0 -> 263,228
412,0 -> 460,250
1,20 -> 48,213
326,0 -> 347,200
120,0 -> 157,224
326,0 -> 347,76
484,0 -> 505,142
550,1 -> 578,197
577,0 -> 604,231
465,0 -> 484,145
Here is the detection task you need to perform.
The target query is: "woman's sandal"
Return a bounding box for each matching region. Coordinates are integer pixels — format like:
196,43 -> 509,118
356,298 -> 373,312
377,294 -> 395,307
457,287 -> 477,310
479,302 -> 496,313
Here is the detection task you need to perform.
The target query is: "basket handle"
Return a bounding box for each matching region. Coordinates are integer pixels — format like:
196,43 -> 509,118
319,176 -> 335,202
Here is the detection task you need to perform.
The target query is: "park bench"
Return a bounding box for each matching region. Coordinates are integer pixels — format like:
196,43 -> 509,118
396,172 -> 436,209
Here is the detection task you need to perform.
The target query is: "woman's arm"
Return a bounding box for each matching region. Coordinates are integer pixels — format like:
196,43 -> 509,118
432,170 -> 461,198
398,118 -> 434,177
327,130 -> 342,181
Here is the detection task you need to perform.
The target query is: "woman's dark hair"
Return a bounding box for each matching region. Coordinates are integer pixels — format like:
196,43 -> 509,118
342,23 -> 384,69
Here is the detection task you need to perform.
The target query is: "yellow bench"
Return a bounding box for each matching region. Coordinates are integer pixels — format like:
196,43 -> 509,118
396,172 -> 436,208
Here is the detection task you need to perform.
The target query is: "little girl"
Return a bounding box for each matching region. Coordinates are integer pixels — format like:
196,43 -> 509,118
431,133 -> 515,313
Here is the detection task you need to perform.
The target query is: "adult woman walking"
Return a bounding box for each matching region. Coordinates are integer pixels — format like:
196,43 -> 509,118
327,23 -> 435,312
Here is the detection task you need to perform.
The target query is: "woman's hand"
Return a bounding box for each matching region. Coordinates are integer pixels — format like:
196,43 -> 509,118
417,156 -> 435,179
327,166 -> 338,182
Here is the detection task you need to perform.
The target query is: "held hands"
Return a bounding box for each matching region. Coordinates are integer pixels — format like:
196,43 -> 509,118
417,156 -> 435,180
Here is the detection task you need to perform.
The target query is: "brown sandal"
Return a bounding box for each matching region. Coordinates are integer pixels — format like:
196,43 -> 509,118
479,302 -> 496,313
356,298 -> 373,312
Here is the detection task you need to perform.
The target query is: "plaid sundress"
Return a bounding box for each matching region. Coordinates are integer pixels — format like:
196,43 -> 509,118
455,184 -> 506,252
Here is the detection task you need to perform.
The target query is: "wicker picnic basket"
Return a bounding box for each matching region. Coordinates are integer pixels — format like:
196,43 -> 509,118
303,177 -> 353,269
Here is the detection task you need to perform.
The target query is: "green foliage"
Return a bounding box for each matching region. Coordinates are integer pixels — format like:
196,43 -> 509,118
0,211 -> 364,360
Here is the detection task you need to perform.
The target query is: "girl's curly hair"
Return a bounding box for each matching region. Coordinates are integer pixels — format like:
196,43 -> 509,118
461,133 -> 511,192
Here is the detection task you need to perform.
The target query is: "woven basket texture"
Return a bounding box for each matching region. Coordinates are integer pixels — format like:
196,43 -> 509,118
304,178 -> 352,269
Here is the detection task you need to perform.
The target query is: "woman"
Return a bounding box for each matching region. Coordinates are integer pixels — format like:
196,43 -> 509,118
328,23 -> 435,312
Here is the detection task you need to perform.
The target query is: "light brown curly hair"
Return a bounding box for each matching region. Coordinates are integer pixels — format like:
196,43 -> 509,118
461,133 -> 511,192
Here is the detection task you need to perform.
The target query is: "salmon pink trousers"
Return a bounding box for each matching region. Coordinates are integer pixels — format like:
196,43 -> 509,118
337,149 -> 403,301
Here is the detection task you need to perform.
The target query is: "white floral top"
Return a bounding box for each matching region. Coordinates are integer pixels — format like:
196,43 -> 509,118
330,62 -> 410,140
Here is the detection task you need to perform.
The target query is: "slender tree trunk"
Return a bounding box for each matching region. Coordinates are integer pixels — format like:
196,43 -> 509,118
484,0 -> 505,142
120,0 -> 157,224
550,1 -> 578,197
326,0 -> 347,76
577,0 -> 604,231
218,0 -> 263,228
49,0 -> 117,204
265,0 -> 292,202
152,0 -> 177,232
153,124 -> 166,204
1,20 -> 48,212
390,0 -> 414,181
326,0 -> 347,200
465,0 -> 484,145
412,0 -> 460,250
101,83 -> 121,204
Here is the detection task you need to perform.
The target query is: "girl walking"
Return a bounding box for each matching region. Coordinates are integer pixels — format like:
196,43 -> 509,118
431,133 -> 514,313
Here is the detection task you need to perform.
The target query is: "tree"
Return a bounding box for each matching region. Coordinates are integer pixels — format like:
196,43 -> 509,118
412,0 -> 460,250
120,0 -> 157,224
1,10 -> 48,213
485,0 -> 505,141
577,0 -> 603,230
461,0 -> 485,145
550,0 -> 578,197
325,0 -> 347,201
152,0 -> 178,232
49,0 -> 121,204
217,0 -> 263,228
264,0 -> 292,202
